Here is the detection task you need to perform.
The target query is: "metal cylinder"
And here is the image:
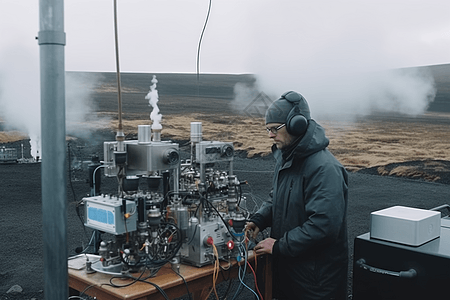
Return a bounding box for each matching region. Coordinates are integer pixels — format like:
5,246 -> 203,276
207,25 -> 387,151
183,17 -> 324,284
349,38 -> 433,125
138,125 -> 151,144
152,128 -> 161,142
228,175 -> 237,199
147,175 -> 162,192
231,213 -> 246,233
138,197 -> 146,223
176,206 -> 189,241
123,176 -> 139,192
190,122 -> 202,142
189,216 -> 199,227
99,241 -> 109,267
148,208 -> 161,228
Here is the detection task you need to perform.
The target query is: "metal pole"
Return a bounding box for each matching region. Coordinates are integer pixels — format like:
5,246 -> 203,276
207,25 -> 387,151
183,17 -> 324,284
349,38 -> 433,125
113,0 -> 125,151
37,0 -> 67,299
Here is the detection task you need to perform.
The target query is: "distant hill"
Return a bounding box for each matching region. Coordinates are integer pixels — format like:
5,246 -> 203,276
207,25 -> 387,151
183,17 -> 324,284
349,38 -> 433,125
421,63 -> 450,112
66,72 -> 255,116
66,63 -> 450,116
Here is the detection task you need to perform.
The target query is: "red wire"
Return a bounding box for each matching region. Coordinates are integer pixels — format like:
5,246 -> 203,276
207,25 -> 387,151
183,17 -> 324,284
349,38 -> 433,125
247,260 -> 264,300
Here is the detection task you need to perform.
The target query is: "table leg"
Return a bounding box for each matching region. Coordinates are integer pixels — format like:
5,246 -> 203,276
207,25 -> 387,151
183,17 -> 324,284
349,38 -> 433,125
256,254 -> 272,300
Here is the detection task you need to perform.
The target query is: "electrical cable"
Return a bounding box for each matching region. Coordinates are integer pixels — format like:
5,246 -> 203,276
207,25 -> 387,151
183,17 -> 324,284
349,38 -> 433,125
217,257 -> 233,300
109,274 -> 142,288
196,0 -> 212,90
237,183 -> 243,206
78,231 -> 96,254
75,201 -> 89,241
239,181 -> 264,215
205,243 -> 220,300
116,165 -> 125,196
237,263 -> 259,300
244,227 -> 256,272
135,278 -> 170,300
246,260 -> 264,300
79,283 -> 104,299
212,243 -> 220,299
172,268 -> 193,300
92,164 -> 105,196
218,257 -> 232,272
202,197 -> 239,240
187,222 -> 199,245
231,245 -> 246,299
230,242 -> 260,300
119,222 -> 182,270
68,142 -> 92,244
106,268 -> 171,300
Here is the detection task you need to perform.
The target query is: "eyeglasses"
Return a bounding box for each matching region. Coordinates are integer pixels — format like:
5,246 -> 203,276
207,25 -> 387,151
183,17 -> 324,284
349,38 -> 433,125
266,124 -> 286,134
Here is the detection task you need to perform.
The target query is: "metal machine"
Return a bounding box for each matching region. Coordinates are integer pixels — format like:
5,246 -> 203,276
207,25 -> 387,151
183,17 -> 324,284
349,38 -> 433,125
81,122 -> 250,275
0,147 -> 18,163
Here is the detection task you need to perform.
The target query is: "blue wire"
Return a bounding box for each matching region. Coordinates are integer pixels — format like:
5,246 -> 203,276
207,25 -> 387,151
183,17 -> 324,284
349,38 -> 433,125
238,264 -> 259,300
240,243 -> 260,300
231,243 -> 259,300
231,244 -> 245,299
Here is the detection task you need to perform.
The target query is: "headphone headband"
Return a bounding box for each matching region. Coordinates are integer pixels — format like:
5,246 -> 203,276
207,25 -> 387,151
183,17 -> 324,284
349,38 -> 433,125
281,91 -> 303,103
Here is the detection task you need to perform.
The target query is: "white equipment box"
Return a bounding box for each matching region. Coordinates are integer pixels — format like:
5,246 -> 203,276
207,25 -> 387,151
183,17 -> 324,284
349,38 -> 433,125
370,205 -> 441,246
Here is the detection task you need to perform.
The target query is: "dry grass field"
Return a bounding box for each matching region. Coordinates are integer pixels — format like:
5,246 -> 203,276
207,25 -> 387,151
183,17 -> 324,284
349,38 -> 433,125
1,65 -> 450,183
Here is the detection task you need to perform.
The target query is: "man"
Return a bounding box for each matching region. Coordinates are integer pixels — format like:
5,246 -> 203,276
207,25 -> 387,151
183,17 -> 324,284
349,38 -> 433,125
247,91 -> 348,300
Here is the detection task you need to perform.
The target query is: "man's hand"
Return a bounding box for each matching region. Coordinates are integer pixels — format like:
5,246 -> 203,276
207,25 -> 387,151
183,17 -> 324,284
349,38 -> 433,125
254,238 -> 276,255
245,222 -> 260,239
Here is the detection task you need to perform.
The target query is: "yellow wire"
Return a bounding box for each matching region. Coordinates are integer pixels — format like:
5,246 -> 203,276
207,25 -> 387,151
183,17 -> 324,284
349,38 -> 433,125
205,243 -> 220,300
212,244 -> 219,300
245,227 -> 257,272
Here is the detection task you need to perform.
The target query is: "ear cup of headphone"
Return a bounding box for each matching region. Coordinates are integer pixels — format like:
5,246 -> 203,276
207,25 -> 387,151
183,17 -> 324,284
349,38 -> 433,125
286,105 -> 308,136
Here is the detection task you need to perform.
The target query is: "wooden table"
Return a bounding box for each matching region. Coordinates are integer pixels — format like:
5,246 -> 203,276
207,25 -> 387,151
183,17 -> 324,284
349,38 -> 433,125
68,252 -> 272,300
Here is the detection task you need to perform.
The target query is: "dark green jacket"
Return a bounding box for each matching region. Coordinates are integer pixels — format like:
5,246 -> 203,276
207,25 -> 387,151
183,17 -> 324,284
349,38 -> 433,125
251,119 -> 348,300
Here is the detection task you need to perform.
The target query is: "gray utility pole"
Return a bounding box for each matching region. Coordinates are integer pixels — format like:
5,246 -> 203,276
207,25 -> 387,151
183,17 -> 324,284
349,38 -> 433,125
37,0 -> 67,299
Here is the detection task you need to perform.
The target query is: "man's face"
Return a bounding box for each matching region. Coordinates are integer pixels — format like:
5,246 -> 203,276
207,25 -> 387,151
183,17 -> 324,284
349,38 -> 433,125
266,123 -> 296,150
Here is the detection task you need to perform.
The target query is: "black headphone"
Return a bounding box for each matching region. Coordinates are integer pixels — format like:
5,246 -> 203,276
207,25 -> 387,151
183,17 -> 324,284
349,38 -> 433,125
281,91 -> 309,136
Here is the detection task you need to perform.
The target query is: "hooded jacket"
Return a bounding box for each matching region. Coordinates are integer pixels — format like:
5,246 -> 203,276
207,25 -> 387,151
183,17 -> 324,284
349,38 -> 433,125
251,119 -> 349,300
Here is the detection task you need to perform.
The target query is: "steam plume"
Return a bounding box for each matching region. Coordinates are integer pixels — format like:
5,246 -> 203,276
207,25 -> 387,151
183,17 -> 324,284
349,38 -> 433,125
65,72 -> 106,138
145,75 -> 162,129
0,44 -> 104,159
0,45 -> 40,158
230,2 -> 439,122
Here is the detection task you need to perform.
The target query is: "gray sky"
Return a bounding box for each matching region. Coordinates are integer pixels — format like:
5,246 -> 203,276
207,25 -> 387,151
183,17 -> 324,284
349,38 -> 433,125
1,0 -> 449,74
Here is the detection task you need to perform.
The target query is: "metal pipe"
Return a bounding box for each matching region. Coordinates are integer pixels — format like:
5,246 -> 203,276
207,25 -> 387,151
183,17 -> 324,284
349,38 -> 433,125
38,0 -> 67,299
113,0 -> 124,149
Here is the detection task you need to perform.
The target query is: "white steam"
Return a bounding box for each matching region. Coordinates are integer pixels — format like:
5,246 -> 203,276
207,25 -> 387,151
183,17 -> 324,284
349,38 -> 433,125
0,45 -> 41,158
65,72 -> 105,138
145,75 -> 162,130
230,1 -> 440,121
0,43 -> 104,159
231,68 -> 436,122
299,67 -> 436,121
